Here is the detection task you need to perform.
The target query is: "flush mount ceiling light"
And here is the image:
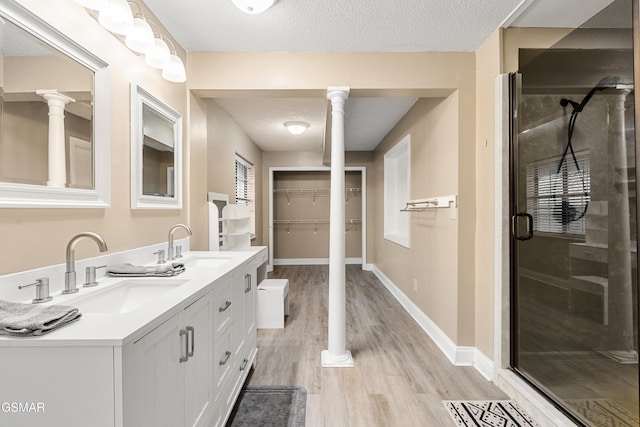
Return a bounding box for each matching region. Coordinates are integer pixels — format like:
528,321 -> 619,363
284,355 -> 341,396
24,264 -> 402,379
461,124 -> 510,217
285,121 -> 309,135
231,0 -> 277,14
74,0 -> 107,11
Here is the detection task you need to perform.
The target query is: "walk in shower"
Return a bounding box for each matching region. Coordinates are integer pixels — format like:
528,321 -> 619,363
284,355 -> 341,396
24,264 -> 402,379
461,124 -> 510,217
509,0 -> 639,424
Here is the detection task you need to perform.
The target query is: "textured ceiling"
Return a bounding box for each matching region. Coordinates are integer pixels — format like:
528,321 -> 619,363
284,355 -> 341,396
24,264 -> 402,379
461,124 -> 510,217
144,0 -> 523,52
142,0 -> 618,152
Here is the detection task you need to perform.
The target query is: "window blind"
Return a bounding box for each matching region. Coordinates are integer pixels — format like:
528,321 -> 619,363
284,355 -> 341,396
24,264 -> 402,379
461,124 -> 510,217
235,155 -> 255,235
526,151 -> 590,235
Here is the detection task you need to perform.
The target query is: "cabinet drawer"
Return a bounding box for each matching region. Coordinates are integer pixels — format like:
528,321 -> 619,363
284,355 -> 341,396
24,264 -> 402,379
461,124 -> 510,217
214,326 -> 233,402
213,279 -> 232,336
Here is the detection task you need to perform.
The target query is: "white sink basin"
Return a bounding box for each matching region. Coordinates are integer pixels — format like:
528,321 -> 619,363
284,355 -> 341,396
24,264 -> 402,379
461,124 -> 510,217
183,255 -> 233,269
68,279 -> 188,314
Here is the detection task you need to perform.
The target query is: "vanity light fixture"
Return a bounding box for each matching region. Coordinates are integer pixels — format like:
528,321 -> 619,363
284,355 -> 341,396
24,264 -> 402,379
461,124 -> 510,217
75,0 -> 187,83
285,121 -> 309,135
231,0 -> 277,14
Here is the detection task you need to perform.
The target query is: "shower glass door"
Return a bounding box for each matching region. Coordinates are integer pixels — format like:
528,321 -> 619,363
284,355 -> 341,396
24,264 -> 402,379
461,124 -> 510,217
510,0 -> 639,424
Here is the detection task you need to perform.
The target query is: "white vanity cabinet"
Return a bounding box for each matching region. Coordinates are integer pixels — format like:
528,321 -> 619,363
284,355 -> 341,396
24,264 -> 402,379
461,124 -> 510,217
211,251 -> 266,426
0,247 -> 268,427
124,291 -> 213,427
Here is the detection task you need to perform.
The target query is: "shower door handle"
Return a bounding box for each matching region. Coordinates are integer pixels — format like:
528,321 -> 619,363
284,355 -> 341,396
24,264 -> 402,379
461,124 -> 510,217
512,212 -> 534,240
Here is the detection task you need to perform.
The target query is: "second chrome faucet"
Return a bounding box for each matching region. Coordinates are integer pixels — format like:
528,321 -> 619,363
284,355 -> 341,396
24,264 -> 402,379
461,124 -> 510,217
63,232 -> 108,294
168,224 -> 192,261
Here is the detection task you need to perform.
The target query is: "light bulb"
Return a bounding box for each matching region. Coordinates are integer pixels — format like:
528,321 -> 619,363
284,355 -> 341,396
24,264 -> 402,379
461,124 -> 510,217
74,0 -> 107,11
162,55 -> 187,83
125,16 -> 155,54
98,0 -> 133,35
145,37 -> 171,69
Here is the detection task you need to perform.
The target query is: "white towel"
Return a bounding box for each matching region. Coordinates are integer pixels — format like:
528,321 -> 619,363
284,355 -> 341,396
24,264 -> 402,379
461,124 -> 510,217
0,300 -> 81,337
107,262 -> 185,277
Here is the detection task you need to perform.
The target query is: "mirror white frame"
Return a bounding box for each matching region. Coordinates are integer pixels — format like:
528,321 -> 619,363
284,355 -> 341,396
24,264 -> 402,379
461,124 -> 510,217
130,83 -> 183,210
0,1 -> 110,208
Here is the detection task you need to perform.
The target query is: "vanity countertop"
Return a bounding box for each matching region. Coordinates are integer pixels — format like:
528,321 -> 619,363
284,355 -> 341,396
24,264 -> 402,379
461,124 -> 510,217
0,248 -> 267,348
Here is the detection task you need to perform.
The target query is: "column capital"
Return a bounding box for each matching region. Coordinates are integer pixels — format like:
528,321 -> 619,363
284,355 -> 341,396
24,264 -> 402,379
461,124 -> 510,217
36,89 -> 75,105
327,86 -> 350,102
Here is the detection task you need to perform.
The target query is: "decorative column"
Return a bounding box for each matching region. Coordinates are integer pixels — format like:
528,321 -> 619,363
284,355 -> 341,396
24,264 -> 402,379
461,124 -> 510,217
36,89 -> 75,188
604,90 -> 637,363
321,86 -> 354,368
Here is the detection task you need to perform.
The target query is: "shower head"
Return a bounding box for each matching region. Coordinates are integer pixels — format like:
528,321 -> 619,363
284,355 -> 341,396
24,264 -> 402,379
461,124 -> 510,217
560,76 -> 621,112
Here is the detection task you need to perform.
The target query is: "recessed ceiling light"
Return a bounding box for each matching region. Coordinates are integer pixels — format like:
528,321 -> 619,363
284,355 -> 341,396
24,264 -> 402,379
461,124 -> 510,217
284,121 -> 309,135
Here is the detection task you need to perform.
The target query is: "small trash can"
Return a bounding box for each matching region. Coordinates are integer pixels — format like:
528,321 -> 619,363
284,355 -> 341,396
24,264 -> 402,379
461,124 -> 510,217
256,279 -> 289,329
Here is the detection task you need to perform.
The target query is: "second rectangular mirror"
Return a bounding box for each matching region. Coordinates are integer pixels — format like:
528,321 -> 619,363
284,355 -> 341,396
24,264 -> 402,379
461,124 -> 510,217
130,84 -> 182,209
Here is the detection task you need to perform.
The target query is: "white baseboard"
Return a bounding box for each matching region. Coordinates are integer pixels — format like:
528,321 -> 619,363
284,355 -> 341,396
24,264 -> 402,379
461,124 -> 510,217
362,263 -> 374,271
274,258 -> 362,266
371,264 -> 494,381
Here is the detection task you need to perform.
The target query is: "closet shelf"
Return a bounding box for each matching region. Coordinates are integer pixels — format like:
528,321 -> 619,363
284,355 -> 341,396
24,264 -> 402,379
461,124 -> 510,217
274,187 -> 362,203
274,219 -> 361,224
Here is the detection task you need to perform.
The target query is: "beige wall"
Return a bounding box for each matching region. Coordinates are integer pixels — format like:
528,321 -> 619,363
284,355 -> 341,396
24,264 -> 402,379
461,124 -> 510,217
205,100 -> 264,245
474,29 -> 503,358
0,0 -> 188,275
373,97 -> 464,344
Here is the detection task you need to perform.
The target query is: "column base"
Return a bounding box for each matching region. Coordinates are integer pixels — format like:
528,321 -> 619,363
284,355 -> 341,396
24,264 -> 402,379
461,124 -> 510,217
321,349 -> 354,368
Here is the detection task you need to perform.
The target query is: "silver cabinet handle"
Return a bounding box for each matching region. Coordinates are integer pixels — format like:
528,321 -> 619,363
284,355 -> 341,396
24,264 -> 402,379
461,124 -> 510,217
219,351 -> 231,366
244,273 -> 252,293
179,329 -> 189,363
219,300 -> 232,312
186,326 -> 195,357
239,358 -> 249,371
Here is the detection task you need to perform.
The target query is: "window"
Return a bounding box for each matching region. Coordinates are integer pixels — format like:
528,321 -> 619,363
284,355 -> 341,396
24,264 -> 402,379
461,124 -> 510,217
235,155 -> 255,235
384,135 -> 411,248
526,151 -> 590,235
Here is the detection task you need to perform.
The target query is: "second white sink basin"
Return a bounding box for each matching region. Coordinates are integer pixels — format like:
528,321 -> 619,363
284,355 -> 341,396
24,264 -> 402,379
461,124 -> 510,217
69,279 -> 188,314
183,255 -> 233,269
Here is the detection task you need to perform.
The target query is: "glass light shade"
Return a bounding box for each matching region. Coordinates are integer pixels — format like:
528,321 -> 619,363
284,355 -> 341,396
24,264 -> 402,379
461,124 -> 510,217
285,121 -> 309,135
162,55 -> 187,83
98,0 -> 133,35
74,0 -> 107,11
145,37 -> 171,69
230,0 -> 277,14
125,16 -> 155,54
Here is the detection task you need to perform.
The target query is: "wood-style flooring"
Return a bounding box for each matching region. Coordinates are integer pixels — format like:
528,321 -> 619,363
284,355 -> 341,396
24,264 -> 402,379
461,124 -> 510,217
247,265 -> 508,426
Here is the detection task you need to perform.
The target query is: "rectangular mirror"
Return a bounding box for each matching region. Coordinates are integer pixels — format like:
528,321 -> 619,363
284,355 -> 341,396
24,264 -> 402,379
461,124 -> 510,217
0,0 -> 110,208
131,84 -> 182,209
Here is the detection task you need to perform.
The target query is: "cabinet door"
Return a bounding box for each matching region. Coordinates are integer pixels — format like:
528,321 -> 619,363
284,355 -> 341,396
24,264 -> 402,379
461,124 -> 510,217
231,267 -> 246,359
133,313 -> 184,427
184,294 -> 213,427
244,264 -> 257,340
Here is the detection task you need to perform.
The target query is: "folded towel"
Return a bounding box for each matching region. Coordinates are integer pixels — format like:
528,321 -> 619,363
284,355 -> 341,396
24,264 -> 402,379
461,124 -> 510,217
107,262 -> 185,277
0,300 -> 81,337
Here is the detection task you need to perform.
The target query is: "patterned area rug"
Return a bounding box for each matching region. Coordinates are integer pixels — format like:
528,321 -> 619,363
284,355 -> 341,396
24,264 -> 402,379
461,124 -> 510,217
227,385 -> 307,427
564,399 -> 639,427
443,400 -> 539,427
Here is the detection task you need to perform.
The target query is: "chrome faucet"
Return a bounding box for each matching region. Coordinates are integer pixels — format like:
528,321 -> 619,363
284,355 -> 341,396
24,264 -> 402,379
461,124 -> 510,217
168,224 -> 192,261
63,232 -> 108,294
